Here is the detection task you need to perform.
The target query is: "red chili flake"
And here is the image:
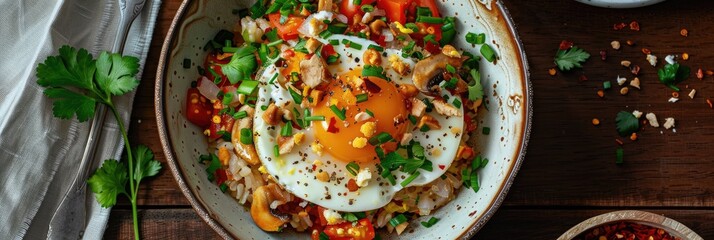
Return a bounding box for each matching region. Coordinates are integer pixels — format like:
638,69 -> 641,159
312,164 -> 317,171
641,48 -> 651,55
613,22 -> 627,30
424,41 -> 442,55
707,99 -> 713,109
363,78 -> 382,93
574,221 -> 678,240
600,50 -> 607,60
697,68 -> 704,80
558,40 -> 574,50
346,179 -> 359,192
579,75 -> 588,81
326,117 -> 339,133
615,139 -> 624,145
284,49 -> 296,58
630,65 -> 641,75
438,164 -> 446,170
215,169 -> 228,186
629,21 -> 640,31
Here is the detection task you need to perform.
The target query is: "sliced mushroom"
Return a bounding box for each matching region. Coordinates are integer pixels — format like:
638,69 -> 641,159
251,183 -> 291,232
412,54 -> 468,94
232,105 -> 260,165
299,54 -> 329,88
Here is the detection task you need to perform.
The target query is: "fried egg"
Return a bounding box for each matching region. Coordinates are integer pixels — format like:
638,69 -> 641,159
253,35 -> 464,212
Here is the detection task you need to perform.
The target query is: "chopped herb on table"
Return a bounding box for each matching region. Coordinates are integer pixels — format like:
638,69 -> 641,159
36,45 -> 161,240
657,62 -> 690,91
554,40 -> 590,71
615,111 -> 639,137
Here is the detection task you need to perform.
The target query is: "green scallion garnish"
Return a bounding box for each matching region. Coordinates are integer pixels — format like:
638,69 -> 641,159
240,128 -> 253,144
368,44 -> 384,52
329,105 -> 346,120
416,16 -> 443,24
356,93 -> 368,103
400,171 -> 420,187
420,217 -> 440,228
480,44 -> 497,62
289,87 -> 303,104
368,132 -> 393,145
281,122 -> 293,137
452,98 -> 462,108
237,80 -> 259,95
233,110 -> 248,119
346,161 -> 360,176
305,115 -> 325,121
274,144 -> 280,157
388,214 -> 408,227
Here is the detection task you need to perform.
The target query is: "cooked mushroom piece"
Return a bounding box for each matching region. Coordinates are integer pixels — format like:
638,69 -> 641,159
299,54 -> 329,88
250,183 -> 291,232
412,53 -> 468,94
231,105 -> 260,165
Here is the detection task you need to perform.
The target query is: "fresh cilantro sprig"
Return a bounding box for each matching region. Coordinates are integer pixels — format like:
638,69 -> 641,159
221,45 -> 258,84
554,46 -> 590,71
36,45 -> 161,240
657,63 -> 690,91
615,111 -> 639,137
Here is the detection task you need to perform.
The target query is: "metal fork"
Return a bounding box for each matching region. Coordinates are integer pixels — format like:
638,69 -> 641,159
47,0 -> 146,238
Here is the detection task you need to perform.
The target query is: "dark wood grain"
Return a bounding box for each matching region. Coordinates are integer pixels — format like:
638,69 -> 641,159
107,0 -> 714,239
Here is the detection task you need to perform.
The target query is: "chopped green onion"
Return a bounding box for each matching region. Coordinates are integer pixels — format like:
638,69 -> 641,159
289,87 -> 303,104
404,23 -> 419,32
408,115 -> 417,125
183,58 -> 191,69
219,183 -> 228,192
329,39 -> 340,45
603,81 -> 612,90
482,127 -> 490,135
265,28 -> 279,42
319,29 -> 333,39
343,212 -> 360,222
267,39 -> 284,47
305,115 -> 325,121
356,93 -> 369,103
388,214 -> 408,227
461,168 -> 472,188
400,171 -> 421,187
368,132 -> 393,145
419,125 -> 430,132
216,130 -> 231,141
368,44 -> 384,52
365,109 -> 374,117
416,6 -> 432,17
360,4 -> 374,12
269,72 -> 279,84
423,34 -> 437,44
352,0 -> 361,4
222,93 -> 234,106
222,46 -> 240,53
445,64 -> 456,73
465,32 -> 480,44
416,16 -> 443,24
452,98 -> 462,108
274,144 -> 280,157
281,122 -> 293,137
329,105 -> 346,120
237,80 -> 259,95
472,155 -> 482,170
326,54 -> 340,64
290,71 -> 300,82
344,40 -> 362,50
319,232 -> 329,240
261,105 -> 269,111
480,44 -> 497,62
328,22 -> 348,34
480,158 -> 489,168
240,128 -> 253,144
362,65 -> 386,79
233,110 -> 248,119
470,170 -> 479,192
475,33 -> 486,44
346,162 -> 360,176
420,217 -> 440,228
402,41 -> 416,54
616,147 -> 624,164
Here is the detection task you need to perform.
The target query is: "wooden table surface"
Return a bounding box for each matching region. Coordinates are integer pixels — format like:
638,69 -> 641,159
105,0 -> 714,239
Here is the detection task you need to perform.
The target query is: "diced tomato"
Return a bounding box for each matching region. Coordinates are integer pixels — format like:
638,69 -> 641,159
464,114 -> 477,132
208,113 -> 235,140
377,0 -> 413,24
370,33 -> 387,47
409,0 -> 441,17
340,0 -> 376,24
559,40 -> 574,50
326,117 -> 339,133
423,40 -> 441,55
268,13 -> 304,41
215,169 -> 228,185
320,44 -> 337,58
321,219 -> 375,240
203,52 -> 230,68
316,206 -> 328,226
186,88 -> 212,128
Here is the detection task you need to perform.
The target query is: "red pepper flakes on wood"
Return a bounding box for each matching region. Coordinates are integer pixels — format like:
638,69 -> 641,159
696,68 -> 704,80
629,21 -> 640,31
600,50 -> 607,60
613,22 -> 627,30
574,221 -> 680,240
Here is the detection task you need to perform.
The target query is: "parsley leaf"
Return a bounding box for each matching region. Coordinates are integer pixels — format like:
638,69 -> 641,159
657,63 -> 690,91
42,88 -> 97,121
36,45 -> 96,90
554,46 -> 590,71
87,159 -> 128,208
615,111 -> 639,137
468,69 -> 484,101
221,45 -> 258,84
95,51 -> 140,96
132,145 -> 162,182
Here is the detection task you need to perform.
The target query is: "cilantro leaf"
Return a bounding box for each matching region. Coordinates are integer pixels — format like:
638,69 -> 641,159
468,69 -> 484,101
133,145 -> 162,182
36,45 -> 96,90
95,51 -> 140,96
615,111 -> 639,137
657,63 -> 690,91
554,46 -> 590,71
43,88 -> 97,121
221,45 -> 258,84
88,159 -> 129,208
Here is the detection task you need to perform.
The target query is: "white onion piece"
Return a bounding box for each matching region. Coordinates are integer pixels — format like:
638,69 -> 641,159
336,14 -> 348,23
382,29 -> 394,42
372,8 -> 386,16
255,18 -> 271,31
197,76 -> 221,101
417,194 -> 435,216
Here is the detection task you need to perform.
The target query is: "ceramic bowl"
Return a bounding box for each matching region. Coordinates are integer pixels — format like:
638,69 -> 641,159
558,210 -> 702,240
155,0 -> 532,238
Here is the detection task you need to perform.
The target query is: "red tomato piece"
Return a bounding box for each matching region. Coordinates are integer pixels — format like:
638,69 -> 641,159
377,0 -> 413,24
322,219 -> 375,240
268,13 -> 304,41
208,113 -> 235,140
185,88 -> 212,128
215,169 -> 228,185
340,0 -> 376,24
409,0 -> 440,17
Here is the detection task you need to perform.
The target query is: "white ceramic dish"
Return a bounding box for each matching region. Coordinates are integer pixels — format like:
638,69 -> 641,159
575,0 -> 666,8
155,0 -> 532,239
558,210 -> 702,240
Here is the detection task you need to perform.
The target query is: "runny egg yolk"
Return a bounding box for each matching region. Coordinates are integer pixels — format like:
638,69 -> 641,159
312,76 -> 408,163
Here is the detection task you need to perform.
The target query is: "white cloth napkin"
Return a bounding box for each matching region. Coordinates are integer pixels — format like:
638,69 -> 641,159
0,0 -> 161,239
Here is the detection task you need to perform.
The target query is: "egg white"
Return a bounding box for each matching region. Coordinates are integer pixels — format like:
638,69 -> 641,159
252,35 -> 464,212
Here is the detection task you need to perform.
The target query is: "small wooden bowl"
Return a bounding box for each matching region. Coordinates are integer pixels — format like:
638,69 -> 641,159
558,210 -> 702,240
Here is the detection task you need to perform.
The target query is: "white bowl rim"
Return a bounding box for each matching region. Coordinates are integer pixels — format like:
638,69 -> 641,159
154,0 -> 533,239
557,210 -> 703,240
